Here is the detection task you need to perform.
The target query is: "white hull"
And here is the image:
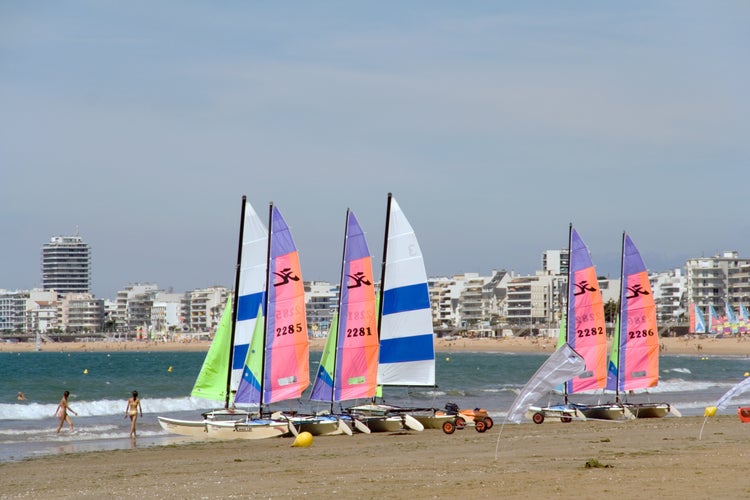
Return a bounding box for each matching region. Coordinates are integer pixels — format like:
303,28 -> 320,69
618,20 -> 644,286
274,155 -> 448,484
348,404 -> 424,432
157,417 -> 208,437
295,416 -> 348,436
360,415 -> 407,433
205,419 -> 289,440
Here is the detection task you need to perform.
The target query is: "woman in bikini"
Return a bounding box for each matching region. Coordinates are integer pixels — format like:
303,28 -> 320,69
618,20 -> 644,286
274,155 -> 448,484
125,390 -> 143,437
55,390 -> 77,433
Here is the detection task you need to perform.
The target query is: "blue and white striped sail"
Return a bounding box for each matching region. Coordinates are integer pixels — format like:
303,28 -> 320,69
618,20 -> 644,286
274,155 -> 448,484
377,195 -> 435,386
694,304 -> 706,333
231,201 -> 268,391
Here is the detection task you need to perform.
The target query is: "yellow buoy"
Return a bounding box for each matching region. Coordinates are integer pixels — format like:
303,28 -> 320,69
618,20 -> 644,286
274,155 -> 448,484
744,372 -> 749,377
291,431 -> 313,447
168,366 -> 173,372
704,406 -> 717,417
445,357 -> 450,362
83,369 -> 89,374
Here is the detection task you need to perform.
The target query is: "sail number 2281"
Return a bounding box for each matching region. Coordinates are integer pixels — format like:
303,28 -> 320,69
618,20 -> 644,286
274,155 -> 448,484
346,327 -> 372,337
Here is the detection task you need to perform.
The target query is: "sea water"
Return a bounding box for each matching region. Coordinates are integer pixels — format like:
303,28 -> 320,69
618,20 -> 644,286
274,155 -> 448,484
2,349 -> 750,462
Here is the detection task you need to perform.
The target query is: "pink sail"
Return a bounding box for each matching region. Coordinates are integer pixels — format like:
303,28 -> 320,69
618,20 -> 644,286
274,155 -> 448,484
234,205 -> 309,406
565,228 -> 607,394
334,210 -> 379,402
607,233 -> 658,392
263,206 -> 310,404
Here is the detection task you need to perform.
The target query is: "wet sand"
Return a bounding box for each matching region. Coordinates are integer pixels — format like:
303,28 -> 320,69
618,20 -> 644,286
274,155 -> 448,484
0,415 -> 748,498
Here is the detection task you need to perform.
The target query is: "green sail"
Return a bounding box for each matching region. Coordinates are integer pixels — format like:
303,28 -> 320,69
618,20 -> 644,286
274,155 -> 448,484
191,298 -> 233,402
246,305 -> 266,399
556,316 -> 566,349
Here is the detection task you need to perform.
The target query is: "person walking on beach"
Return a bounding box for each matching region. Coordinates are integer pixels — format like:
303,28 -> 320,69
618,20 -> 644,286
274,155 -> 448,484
125,390 -> 142,437
55,390 -> 77,433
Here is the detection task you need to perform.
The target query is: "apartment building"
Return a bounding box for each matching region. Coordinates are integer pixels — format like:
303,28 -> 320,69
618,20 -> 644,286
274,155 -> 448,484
0,290 -> 27,333
41,235 -> 91,294
59,293 -> 104,333
686,251 -> 750,318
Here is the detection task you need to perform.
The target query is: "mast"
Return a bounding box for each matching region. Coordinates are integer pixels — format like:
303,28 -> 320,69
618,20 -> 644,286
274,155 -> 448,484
331,209 -> 351,414
564,223 -> 573,405
377,193 -> 392,335
373,193 -> 392,401
225,195 -> 247,409
615,230 -> 626,404
259,202 -> 274,410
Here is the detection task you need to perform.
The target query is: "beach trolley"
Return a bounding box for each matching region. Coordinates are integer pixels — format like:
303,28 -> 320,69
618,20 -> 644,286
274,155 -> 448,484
525,404 -> 585,424
440,403 -> 494,434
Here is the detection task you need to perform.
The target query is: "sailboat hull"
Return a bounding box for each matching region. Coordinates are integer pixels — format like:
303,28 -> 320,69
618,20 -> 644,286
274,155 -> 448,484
296,416 -> 348,436
205,419 -> 289,440
347,404 -> 423,432
412,412 -> 456,430
359,415 -> 407,432
157,417 -> 209,437
578,404 -> 626,421
626,403 -> 671,419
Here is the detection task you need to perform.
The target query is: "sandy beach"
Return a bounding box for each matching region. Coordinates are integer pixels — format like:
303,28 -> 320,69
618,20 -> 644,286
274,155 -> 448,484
0,415 -> 748,498
3,335 -> 750,498
3,335 -> 750,357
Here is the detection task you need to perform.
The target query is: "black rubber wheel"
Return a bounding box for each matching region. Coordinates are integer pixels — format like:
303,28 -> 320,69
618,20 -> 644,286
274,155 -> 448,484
475,420 -> 487,433
442,421 -> 456,434
532,412 -> 545,425
561,415 -> 573,423
483,417 -> 494,430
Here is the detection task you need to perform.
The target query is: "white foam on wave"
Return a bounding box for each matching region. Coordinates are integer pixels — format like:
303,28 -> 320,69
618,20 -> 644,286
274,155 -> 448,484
0,425 -> 165,445
663,367 -> 692,374
0,397 -> 218,421
644,378 -> 729,394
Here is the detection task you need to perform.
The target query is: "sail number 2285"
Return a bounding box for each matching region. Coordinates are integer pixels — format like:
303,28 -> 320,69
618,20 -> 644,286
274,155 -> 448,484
276,323 -> 303,336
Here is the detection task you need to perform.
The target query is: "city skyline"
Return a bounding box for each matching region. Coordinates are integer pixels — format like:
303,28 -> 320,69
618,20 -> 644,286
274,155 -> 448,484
2,3 -> 748,299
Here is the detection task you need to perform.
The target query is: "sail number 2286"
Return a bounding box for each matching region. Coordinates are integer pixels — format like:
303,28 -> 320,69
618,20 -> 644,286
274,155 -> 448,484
628,329 -> 655,339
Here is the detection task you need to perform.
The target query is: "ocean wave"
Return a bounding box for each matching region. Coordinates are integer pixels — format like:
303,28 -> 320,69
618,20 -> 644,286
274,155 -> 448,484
662,367 -> 692,374
0,397 -> 221,421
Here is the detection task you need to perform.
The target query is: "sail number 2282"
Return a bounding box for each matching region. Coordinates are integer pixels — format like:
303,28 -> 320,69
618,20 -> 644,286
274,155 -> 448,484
576,327 -> 604,337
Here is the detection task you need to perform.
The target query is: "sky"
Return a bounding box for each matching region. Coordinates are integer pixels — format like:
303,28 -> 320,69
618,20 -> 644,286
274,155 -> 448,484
1,2 -> 748,300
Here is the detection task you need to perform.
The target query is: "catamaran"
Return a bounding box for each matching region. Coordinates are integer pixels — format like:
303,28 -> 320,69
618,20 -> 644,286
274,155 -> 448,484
306,209 -> 391,433
348,194 -> 443,431
158,197 -> 270,436
205,202 -> 311,440
606,233 -> 678,419
528,226 -> 618,423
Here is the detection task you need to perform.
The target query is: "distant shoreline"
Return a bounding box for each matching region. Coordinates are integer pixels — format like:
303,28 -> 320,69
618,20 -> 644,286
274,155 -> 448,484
2,335 -> 748,357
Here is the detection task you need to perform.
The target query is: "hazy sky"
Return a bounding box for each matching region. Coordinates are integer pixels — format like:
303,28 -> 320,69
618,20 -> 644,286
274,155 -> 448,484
2,2 -> 748,300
